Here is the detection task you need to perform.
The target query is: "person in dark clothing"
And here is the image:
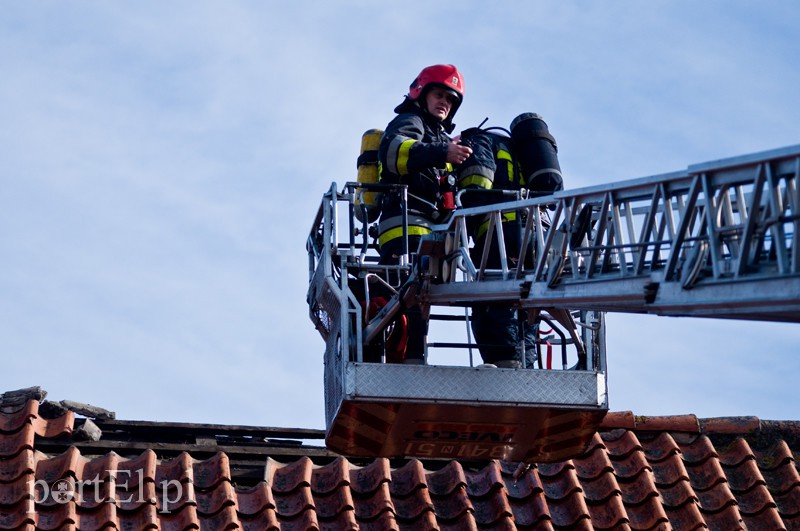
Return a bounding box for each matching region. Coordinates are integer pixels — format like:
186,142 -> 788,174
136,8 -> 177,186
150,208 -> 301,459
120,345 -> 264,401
457,130 -> 535,368
376,64 -> 473,365
458,114 -> 563,368
469,219 -> 540,368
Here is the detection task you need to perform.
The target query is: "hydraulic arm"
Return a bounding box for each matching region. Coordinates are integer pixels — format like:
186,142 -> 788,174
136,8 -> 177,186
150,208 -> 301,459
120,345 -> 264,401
390,144 -> 800,327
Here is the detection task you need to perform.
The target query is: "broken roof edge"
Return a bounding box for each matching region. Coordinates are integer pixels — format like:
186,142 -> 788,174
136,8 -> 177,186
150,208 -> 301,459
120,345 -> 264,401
6,388 -> 800,439
5,387 -> 800,463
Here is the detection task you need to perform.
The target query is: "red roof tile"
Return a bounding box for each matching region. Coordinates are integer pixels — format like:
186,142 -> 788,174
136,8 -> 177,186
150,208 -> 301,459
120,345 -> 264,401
2,398 -> 800,530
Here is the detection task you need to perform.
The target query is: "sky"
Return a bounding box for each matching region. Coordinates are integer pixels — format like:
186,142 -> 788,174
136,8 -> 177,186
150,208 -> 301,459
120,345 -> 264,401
2,1 -> 799,432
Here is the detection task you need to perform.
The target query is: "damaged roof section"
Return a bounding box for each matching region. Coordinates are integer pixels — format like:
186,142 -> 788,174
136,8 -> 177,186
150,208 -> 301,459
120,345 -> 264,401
1,389 -> 799,530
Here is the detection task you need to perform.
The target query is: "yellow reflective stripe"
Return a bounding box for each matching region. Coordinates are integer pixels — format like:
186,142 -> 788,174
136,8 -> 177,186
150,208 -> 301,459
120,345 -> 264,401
475,212 -> 517,239
458,175 -> 493,189
445,162 -> 453,172
397,139 -> 416,175
497,149 -> 515,184
379,225 -> 433,247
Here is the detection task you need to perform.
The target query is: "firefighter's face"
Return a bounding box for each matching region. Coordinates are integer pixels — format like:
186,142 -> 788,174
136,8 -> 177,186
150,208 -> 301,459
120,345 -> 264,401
425,88 -> 456,121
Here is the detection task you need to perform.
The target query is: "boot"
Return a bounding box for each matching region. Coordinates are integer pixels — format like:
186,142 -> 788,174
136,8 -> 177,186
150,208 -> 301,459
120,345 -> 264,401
496,360 -> 522,369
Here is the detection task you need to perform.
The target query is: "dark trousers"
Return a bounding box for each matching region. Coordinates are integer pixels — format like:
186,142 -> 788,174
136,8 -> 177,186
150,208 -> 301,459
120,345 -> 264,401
471,304 -> 539,366
470,219 -> 538,366
378,235 -> 426,362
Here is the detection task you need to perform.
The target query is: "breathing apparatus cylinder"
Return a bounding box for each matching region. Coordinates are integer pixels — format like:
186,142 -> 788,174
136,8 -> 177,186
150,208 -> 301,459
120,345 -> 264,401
510,113 -> 563,196
354,129 -> 384,222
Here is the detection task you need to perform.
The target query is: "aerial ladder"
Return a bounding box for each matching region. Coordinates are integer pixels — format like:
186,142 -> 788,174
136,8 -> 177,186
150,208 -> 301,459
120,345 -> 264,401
307,144 -> 800,463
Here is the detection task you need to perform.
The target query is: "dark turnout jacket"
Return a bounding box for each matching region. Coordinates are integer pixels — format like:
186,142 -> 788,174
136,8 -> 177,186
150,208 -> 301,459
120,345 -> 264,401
377,99 -> 453,252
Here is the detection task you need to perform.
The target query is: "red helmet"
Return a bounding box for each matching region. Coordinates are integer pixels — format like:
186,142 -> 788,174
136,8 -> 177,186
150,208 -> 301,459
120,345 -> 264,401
408,64 -> 464,108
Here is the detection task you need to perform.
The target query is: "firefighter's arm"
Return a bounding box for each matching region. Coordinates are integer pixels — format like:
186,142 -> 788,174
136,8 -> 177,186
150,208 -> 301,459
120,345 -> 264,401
380,115 -> 448,176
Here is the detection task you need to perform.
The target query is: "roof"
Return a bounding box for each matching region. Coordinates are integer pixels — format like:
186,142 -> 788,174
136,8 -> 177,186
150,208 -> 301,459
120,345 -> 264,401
2,396 -> 799,530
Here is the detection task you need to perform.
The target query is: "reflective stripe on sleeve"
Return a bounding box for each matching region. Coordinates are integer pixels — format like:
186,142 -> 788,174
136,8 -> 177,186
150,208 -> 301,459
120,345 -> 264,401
387,136 -> 417,175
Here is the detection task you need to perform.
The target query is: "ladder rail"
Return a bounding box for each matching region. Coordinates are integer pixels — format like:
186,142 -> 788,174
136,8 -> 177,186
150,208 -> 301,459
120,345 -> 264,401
422,144 -> 800,321
307,144 -> 800,371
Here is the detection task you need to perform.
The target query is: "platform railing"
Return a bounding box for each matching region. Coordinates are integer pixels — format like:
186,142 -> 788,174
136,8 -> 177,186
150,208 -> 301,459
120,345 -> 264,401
423,145 -> 800,322
308,182 -> 599,372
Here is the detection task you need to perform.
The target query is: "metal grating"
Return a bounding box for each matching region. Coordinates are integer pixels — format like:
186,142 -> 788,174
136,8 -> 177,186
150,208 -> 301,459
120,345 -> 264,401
309,268 -> 340,342
345,363 -> 607,408
323,333 -> 343,430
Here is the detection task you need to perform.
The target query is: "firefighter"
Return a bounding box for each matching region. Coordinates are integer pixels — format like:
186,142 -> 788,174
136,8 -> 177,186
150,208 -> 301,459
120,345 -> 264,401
377,64 -> 473,364
458,130 -> 533,368
458,114 -> 563,368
